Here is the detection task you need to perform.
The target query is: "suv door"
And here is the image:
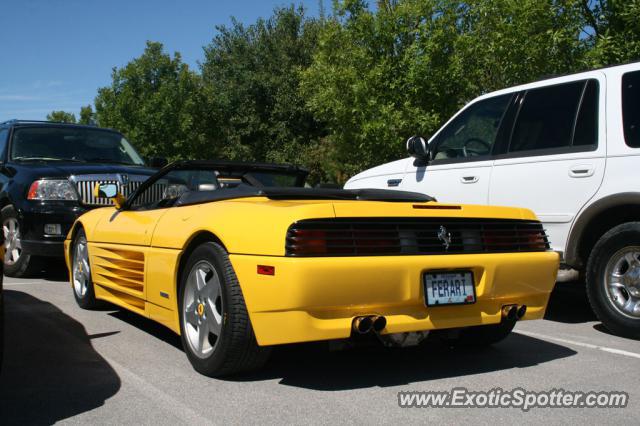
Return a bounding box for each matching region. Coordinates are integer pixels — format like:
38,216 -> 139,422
489,75 -> 607,254
400,94 -> 513,204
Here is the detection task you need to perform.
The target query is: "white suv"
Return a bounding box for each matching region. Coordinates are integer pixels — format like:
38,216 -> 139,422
345,61 -> 640,337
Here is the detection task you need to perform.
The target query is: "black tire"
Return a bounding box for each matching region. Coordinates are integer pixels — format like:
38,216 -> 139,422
178,242 -> 270,377
448,320 -> 516,347
71,228 -> 98,309
2,205 -> 44,278
586,222 -> 640,338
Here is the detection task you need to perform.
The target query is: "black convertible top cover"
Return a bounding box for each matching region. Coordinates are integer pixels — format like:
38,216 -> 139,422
174,185 -> 435,207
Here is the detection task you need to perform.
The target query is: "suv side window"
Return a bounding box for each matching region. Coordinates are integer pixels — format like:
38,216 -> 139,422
432,94 -> 512,162
622,70 -> 640,148
508,79 -> 598,154
0,128 -> 8,159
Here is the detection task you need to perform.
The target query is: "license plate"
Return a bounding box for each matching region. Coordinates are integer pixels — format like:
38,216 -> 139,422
424,271 -> 476,306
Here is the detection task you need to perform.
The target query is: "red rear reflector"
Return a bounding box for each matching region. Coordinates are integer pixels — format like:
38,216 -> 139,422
257,265 -> 275,276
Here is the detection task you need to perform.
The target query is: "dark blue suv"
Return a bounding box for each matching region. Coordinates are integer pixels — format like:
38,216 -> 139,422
0,120 -> 164,277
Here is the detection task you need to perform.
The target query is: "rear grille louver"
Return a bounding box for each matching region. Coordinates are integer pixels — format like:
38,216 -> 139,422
285,218 -> 550,257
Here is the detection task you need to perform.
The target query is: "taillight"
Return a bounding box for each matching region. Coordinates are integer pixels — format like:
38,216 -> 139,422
289,229 -> 328,255
286,219 -> 549,257
524,230 -> 548,250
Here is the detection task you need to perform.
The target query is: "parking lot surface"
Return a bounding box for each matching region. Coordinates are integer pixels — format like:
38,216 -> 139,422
2,268 -> 639,425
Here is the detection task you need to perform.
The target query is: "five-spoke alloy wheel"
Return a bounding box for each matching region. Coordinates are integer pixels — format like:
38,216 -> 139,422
178,241 -> 270,377
71,228 -> 98,309
182,260 -> 224,358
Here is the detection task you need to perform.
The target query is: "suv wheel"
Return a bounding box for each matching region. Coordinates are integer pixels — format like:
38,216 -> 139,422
1,205 -> 42,278
586,222 -> 640,338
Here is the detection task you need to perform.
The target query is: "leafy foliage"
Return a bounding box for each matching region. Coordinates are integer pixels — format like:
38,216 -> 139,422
583,0 -> 640,65
46,110 -> 76,123
302,0 -> 589,175
94,41 -> 210,161
78,105 -> 95,125
200,6 -> 326,168
56,1 -> 640,182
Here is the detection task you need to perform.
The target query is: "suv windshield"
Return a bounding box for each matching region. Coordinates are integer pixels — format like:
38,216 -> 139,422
10,127 -> 145,165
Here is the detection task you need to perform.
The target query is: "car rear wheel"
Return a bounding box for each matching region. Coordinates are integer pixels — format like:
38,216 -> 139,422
2,205 -> 43,278
71,228 -> 98,309
586,222 -> 640,338
179,242 -> 270,377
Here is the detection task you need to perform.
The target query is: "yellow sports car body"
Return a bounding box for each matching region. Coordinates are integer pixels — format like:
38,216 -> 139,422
65,160 -> 558,376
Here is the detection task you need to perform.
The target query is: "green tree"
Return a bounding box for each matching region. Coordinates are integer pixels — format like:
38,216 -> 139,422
94,41 -> 210,160
302,0 -> 587,178
201,5 -> 327,173
78,105 -> 95,125
582,0 -> 640,65
46,110 -> 76,123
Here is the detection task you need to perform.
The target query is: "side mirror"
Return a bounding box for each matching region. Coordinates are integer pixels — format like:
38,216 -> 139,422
148,157 -> 168,168
406,135 -> 430,160
94,183 -> 125,209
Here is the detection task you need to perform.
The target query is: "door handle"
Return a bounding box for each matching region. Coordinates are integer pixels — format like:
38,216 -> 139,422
569,165 -> 595,178
460,176 -> 479,184
387,178 -> 402,187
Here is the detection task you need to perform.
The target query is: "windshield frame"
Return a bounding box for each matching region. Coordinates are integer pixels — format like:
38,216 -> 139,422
9,125 -> 145,166
122,160 -> 309,211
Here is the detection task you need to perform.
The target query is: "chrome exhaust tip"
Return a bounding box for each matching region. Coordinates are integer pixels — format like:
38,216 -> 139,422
517,305 -> 527,319
372,315 -> 387,333
501,305 -> 518,322
353,316 -> 374,334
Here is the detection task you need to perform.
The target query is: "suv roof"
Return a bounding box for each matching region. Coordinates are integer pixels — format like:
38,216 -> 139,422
473,60 -> 640,104
0,119 -> 118,132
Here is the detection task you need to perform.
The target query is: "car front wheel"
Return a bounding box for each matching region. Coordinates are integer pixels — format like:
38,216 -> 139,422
586,222 -> 640,338
71,228 -> 98,309
179,242 -> 270,377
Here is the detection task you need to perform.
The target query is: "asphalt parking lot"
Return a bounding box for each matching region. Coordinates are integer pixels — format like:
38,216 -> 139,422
1,267 -> 639,425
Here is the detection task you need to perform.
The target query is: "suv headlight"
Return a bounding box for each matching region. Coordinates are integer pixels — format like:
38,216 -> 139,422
27,179 -> 79,201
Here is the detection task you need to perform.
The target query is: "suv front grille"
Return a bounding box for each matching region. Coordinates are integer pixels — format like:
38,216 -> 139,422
285,218 -> 550,257
72,174 -> 163,206
75,179 -> 139,205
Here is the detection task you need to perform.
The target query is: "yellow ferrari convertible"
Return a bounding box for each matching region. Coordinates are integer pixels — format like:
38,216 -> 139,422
65,160 -> 558,376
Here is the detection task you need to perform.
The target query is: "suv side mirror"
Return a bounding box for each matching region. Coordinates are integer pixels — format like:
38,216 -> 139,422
94,183 -> 125,209
406,135 -> 431,162
148,157 -> 168,168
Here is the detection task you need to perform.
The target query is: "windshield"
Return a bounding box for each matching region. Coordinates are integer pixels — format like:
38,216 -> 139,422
127,162 -> 308,210
10,127 -> 145,165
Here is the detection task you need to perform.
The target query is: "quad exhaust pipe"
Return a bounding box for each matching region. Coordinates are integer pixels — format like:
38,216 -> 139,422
501,304 -> 527,321
517,305 -> 527,319
352,315 -> 387,334
353,305 -> 525,336
372,315 -> 387,332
